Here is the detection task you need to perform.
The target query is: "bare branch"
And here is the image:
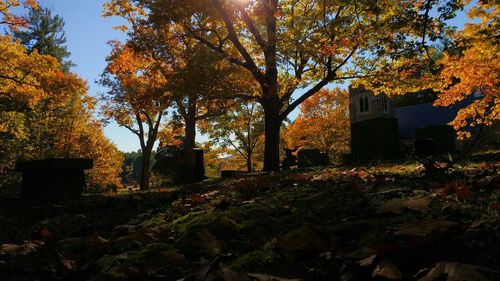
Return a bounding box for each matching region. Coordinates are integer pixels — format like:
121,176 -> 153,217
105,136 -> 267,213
188,31 -> 249,69
237,4 -> 267,49
212,0 -> 266,83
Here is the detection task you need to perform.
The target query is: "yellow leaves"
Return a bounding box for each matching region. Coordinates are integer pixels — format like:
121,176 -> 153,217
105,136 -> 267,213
0,6 -> 123,190
113,24 -> 129,32
432,2 -> 499,137
103,0 -> 146,27
0,34 -> 63,108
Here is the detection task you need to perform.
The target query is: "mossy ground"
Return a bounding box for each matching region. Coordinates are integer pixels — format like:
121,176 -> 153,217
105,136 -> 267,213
1,159 -> 499,280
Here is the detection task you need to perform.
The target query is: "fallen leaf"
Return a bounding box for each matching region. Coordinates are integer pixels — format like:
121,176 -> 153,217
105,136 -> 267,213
372,258 -> 402,280
0,240 -> 44,256
469,219 -> 484,229
160,250 -> 185,266
131,230 -> 156,243
199,228 -> 221,256
417,262 -> 500,281
242,199 -> 256,205
311,175 -> 325,182
247,273 -> 302,281
358,254 -> 377,266
437,181 -> 474,201
356,170 -> 371,181
391,219 -> 458,236
455,186 -> 474,201
288,174 -> 311,181
88,233 -> 109,252
377,197 -> 431,214
190,194 -> 207,204
41,227 -> 54,241
186,257 -> 220,281
61,259 -> 75,270
219,263 -> 250,281
202,190 -> 219,199
277,225 -> 337,254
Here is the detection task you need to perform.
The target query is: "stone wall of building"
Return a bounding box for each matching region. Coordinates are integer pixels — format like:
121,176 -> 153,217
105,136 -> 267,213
349,85 -> 394,123
350,117 -> 401,161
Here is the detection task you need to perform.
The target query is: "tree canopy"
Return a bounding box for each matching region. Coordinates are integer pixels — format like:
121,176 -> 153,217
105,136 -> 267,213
0,0 -> 123,191
13,7 -> 74,71
104,0 -> 467,171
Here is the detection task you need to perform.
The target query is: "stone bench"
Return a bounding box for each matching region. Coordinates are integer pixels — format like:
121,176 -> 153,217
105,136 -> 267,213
15,158 -> 93,200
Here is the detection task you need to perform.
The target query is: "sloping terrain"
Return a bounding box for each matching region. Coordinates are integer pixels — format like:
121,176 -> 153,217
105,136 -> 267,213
1,161 -> 499,281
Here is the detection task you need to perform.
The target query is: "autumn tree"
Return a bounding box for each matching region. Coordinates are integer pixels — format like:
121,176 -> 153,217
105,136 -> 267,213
201,142 -> 234,177
29,75 -> 124,188
71,120 -> 124,190
201,101 -> 265,172
104,0 -> 464,171
0,40 -> 123,189
0,0 -> 38,30
1,0 -> 56,183
102,5 -> 254,151
13,6 -> 74,71
100,41 -> 170,190
168,42 -> 254,150
357,1 -> 498,142
433,1 -> 499,139
0,1 -> 123,191
284,88 -> 349,162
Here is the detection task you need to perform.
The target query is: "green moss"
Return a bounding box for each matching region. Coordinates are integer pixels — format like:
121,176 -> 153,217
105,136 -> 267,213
140,213 -> 167,228
230,239 -> 280,271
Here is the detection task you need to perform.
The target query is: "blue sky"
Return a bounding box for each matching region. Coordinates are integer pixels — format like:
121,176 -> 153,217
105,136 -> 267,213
36,0 -> 472,152
37,0 -> 138,151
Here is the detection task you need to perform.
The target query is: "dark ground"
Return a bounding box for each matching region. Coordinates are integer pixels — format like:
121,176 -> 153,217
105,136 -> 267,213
1,156 -> 499,281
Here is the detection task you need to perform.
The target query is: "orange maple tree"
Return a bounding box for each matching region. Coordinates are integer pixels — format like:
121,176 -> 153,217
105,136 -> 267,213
357,1 -> 499,141
285,88 -> 350,162
100,41 -> 170,190
434,2 -> 499,139
1,2 -> 123,190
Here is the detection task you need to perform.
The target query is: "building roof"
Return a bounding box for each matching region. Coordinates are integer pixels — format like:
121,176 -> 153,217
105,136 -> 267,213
394,99 -> 474,139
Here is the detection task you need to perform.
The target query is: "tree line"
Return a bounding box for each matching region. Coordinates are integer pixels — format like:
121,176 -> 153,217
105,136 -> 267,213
1,0 -> 497,192
0,1 -> 122,193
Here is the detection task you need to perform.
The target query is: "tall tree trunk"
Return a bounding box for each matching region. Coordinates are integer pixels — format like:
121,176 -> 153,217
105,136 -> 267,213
261,94 -> 281,172
246,150 -> 253,173
184,117 -> 196,150
140,147 -> 152,190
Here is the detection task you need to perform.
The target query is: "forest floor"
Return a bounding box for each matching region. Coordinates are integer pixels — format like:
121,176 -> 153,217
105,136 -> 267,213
1,154 -> 500,281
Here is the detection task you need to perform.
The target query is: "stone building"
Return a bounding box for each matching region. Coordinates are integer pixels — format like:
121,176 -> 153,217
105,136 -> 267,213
348,85 -> 400,161
347,85 -> 473,162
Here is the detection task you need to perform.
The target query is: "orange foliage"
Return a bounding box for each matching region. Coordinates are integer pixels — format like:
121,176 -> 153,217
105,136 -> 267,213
434,2 -> 499,138
1,16 -> 123,189
285,88 -> 350,162
0,0 -> 38,31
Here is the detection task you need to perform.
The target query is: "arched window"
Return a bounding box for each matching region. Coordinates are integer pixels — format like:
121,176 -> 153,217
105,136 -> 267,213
359,96 -> 370,113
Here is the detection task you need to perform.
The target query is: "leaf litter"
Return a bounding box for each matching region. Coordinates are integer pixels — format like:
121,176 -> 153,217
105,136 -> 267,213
0,162 -> 499,280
